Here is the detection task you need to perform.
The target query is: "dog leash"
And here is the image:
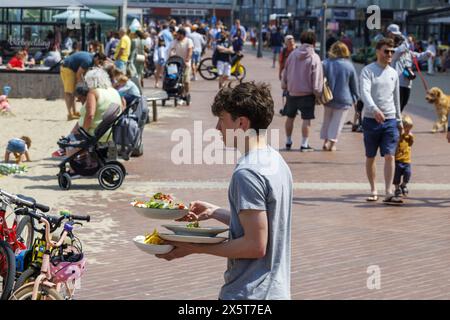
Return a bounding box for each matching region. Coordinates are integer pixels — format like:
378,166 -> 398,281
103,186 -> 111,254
412,55 -> 430,92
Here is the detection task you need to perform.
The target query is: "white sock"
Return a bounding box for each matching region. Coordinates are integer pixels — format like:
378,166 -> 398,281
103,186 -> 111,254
286,136 -> 292,144
301,137 -> 309,147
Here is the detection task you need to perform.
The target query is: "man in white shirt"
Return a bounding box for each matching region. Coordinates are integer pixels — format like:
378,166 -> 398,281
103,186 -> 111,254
189,24 -> 206,81
168,28 -> 194,101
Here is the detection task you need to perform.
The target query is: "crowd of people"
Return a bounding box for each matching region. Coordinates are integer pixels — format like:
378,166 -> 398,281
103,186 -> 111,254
277,23 -> 446,206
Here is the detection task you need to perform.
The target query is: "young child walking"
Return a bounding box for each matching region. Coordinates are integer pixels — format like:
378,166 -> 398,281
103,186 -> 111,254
4,136 -> 31,164
394,115 -> 414,197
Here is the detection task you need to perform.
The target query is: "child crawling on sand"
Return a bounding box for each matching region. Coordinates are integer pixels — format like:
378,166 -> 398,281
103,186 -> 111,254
4,136 -> 31,164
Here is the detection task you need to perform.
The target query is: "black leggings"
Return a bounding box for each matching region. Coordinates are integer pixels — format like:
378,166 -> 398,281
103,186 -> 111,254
400,86 -> 411,112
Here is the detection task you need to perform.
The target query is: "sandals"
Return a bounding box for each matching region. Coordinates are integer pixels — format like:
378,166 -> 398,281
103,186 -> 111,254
366,194 -> 379,202
383,195 -> 404,205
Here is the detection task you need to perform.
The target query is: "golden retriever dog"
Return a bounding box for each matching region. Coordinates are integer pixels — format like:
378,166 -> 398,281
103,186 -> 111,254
425,87 -> 450,133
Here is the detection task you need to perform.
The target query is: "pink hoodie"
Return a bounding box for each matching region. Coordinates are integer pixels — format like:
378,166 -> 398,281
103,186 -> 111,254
282,43 -> 323,97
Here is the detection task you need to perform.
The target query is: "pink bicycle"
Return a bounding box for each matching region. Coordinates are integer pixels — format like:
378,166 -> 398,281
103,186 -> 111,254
9,210 -> 89,300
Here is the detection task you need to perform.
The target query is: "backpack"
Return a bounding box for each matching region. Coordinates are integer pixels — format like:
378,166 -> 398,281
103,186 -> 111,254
113,112 -> 140,161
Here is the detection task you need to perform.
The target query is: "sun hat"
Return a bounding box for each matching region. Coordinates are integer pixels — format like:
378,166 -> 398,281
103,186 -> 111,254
387,24 -> 402,36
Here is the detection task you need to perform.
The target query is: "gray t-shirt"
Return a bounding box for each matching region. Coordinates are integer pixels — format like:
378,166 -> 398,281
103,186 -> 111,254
219,146 -> 293,300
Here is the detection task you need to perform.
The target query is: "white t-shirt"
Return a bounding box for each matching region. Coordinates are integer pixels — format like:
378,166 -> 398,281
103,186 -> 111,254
144,36 -> 153,51
189,32 -> 206,53
169,37 -> 194,66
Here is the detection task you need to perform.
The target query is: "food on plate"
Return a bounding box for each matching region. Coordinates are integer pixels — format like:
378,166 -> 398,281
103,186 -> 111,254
144,229 -> 163,245
186,221 -> 200,228
130,192 -> 187,210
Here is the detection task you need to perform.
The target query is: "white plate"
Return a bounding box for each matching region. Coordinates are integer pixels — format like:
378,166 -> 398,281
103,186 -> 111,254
162,224 -> 229,237
133,235 -> 174,254
132,206 -> 188,220
159,233 -> 227,244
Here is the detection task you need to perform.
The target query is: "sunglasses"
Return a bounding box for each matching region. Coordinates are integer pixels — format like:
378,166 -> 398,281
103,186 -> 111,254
384,49 -> 395,55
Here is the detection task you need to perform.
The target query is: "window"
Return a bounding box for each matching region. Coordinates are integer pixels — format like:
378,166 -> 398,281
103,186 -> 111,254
22,9 -> 41,22
8,9 -> 21,22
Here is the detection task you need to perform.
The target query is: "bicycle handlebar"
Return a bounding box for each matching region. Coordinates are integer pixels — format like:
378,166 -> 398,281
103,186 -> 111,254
0,189 -> 50,213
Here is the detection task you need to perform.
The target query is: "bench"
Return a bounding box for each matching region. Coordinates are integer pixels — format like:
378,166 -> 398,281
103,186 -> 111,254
146,89 -> 168,122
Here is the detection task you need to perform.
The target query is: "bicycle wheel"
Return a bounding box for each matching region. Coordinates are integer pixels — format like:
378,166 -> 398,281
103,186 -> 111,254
9,284 -> 63,300
198,58 -> 218,80
0,240 -> 15,300
234,65 -> 246,81
13,266 -> 38,292
17,216 -> 34,249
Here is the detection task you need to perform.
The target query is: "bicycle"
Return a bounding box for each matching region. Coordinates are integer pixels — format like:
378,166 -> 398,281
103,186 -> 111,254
0,189 -> 48,300
10,210 -> 90,300
198,54 -> 246,81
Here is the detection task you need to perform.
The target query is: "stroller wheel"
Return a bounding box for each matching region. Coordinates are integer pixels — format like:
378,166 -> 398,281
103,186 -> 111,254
58,173 -> 72,191
98,164 -> 124,190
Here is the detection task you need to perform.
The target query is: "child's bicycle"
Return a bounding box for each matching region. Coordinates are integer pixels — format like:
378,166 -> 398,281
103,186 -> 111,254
0,189 -> 47,299
198,54 -> 246,81
9,209 -> 90,300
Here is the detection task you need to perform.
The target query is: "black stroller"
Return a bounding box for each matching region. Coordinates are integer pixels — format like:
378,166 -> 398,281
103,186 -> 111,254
163,55 -> 191,106
56,97 -> 148,191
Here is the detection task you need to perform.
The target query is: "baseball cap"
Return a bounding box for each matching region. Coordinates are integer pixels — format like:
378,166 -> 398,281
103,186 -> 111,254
285,35 -> 294,41
387,24 -> 402,36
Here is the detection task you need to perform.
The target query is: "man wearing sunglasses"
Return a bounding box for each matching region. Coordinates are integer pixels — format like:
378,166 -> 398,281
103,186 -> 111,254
360,38 -> 403,205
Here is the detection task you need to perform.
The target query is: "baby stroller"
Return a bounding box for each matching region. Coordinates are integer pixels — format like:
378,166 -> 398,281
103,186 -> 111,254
163,55 -> 191,106
56,103 -> 127,191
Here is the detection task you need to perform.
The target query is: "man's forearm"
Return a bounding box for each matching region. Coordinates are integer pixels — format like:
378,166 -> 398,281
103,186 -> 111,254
192,235 -> 265,259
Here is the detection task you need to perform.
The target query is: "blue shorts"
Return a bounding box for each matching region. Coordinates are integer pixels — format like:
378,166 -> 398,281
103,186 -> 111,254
115,60 -> 127,73
272,46 -> 282,54
7,138 -> 26,153
192,51 -> 201,65
362,118 -> 400,158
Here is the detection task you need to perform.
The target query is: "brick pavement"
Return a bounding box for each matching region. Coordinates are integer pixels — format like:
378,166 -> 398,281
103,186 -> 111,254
72,49 -> 450,300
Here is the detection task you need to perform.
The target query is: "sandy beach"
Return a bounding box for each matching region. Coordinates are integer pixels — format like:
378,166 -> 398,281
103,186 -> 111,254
0,97 -> 190,262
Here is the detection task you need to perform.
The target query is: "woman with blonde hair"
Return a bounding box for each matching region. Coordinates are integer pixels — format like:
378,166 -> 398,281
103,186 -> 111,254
320,41 -> 359,151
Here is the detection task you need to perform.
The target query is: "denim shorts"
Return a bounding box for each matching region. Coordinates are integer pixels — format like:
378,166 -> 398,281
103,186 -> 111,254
115,60 -> 127,73
272,46 -> 282,54
191,51 -> 201,65
285,94 -> 315,119
7,138 -> 26,153
362,118 -> 400,158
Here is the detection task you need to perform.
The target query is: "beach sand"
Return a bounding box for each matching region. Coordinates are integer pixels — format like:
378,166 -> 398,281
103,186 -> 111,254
0,97 -> 188,260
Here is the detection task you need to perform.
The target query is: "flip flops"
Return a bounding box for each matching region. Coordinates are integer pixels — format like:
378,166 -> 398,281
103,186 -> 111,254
383,195 -> 404,206
366,194 -> 378,202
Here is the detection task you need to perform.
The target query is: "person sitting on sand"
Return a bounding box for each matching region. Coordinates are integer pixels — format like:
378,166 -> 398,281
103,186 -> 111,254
4,136 -> 31,164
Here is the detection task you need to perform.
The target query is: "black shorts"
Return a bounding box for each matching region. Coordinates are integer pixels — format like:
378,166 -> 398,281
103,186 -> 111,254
285,94 -> 315,119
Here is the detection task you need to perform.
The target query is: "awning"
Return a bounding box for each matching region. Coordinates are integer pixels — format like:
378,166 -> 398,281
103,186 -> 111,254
53,8 -> 116,21
0,0 -> 84,8
429,16 -> 450,24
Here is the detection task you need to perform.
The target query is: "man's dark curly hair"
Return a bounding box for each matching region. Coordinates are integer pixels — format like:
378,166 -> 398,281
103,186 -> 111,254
211,82 -> 274,134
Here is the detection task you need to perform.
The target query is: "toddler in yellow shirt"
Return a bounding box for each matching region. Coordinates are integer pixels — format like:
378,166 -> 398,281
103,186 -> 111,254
394,115 -> 414,197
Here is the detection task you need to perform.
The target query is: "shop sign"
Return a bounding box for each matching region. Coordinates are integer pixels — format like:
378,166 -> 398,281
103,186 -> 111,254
332,9 -> 355,20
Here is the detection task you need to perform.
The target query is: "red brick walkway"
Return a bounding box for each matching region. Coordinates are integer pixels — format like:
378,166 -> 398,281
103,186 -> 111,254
73,50 -> 450,300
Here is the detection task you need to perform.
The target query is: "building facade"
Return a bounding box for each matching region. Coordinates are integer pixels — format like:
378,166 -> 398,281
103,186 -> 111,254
235,0 -> 450,44
128,0 -> 234,25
